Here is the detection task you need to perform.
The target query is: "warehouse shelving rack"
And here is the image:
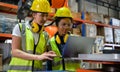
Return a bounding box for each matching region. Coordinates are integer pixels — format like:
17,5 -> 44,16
0,33 -> 12,42
0,2 -> 18,9
0,2 -> 120,41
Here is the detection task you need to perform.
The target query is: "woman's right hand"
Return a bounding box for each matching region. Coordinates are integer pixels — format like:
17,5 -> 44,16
37,51 -> 57,60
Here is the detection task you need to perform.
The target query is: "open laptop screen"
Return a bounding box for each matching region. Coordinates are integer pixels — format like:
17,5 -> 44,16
63,36 -> 96,58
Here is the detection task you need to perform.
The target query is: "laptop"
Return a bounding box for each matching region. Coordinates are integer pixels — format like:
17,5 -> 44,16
62,36 -> 96,58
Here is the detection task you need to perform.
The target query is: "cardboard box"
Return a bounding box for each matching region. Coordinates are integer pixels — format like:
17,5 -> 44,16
114,29 -> 120,44
97,26 -> 105,36
103,15 -> 110,24
85,23 -> 97,37
104,27 -> 113,43
0,54 -> 2,71
89,12 -> 104,23
85,12 -> 91,21
110,18 -> 120,26
72,12 -> 81,19
72,28 -> 81,36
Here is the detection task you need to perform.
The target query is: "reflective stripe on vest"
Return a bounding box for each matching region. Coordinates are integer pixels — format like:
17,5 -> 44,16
50,36 -> 80,71
9,23 -> 47,71
9,65 -> 32,70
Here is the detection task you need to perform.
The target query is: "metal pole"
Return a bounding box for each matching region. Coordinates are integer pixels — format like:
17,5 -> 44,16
78,0 -> 85,12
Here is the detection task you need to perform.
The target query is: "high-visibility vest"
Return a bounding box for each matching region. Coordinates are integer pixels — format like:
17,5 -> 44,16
8,23 -> 48,72
50,36 -> 80,71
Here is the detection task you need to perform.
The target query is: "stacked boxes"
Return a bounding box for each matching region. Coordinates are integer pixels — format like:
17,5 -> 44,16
89,12 -> 104,23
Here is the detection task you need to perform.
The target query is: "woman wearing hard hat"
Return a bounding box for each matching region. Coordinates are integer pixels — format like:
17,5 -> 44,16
47,7 -> 80,71
8,0 -> 56,72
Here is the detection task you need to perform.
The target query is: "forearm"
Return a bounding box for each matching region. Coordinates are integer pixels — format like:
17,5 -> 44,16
11,48 -> 56,61
12,49 -> 40,60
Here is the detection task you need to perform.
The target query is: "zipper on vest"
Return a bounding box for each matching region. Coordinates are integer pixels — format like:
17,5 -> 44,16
32,33 -> 40,71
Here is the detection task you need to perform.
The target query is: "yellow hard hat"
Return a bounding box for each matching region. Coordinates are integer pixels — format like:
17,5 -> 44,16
30,0 -> 50,13
54,7 -> 72,18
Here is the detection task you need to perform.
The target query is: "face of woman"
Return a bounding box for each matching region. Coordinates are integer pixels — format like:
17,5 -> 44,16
58,18 -> 72,36
33,12 -> 48,26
